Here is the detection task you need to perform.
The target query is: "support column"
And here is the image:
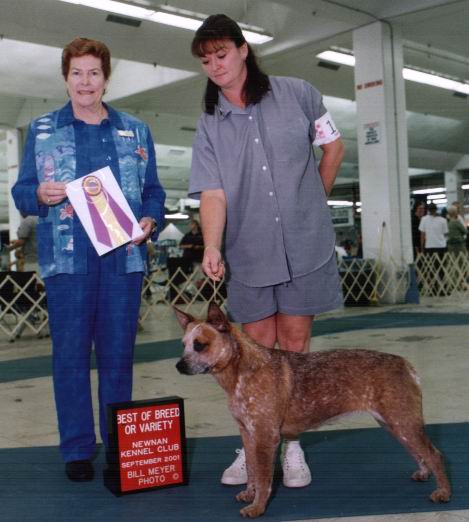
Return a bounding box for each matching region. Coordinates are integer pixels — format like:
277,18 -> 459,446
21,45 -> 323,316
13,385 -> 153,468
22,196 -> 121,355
444,170 -> 463,208
7,130 -> 21,262
353,22 -> 413,302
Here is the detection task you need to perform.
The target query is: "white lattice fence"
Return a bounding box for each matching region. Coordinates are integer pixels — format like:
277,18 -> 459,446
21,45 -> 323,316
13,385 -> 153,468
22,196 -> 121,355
139,258 -> 412,325
139,265 -> 227,325
337,257 -> 410,305
0,272 -> 48,341
415,252 -> 469,298
3,253 -> 467,340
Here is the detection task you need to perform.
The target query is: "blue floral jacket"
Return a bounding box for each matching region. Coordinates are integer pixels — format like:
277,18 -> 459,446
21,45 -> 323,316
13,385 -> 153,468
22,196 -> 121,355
12,102 -> 166,278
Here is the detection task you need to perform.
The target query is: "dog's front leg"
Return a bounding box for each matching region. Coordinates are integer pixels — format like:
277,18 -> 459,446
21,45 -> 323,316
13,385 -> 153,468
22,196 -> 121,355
236,427 -> 256,505
238,428 -> 279,518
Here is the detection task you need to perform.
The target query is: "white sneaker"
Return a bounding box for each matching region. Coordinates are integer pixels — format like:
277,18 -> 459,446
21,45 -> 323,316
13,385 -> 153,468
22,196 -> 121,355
281,440 -> 312,488
221,448 -> 247,485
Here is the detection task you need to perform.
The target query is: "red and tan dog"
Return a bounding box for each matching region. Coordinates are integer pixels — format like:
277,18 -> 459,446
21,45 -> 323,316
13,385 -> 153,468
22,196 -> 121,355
175,303 -> 451,518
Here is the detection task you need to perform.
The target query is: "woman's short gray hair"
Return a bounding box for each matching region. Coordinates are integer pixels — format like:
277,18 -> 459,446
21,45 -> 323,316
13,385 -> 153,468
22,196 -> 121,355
447,205 -> 458,218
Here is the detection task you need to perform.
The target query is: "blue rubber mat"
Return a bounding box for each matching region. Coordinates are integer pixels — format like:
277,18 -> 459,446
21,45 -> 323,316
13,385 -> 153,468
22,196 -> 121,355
1,311 -> 469,384
2,423 -> 468,521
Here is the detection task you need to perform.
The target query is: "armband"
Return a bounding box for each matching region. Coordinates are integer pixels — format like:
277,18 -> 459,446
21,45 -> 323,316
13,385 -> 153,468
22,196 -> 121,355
313,112 -> 340,146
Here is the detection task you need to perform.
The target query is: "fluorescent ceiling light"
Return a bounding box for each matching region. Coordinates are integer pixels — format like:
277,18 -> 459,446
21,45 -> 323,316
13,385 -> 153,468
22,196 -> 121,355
403,68 -> 469,95
462,184 -> 469,190
165,212 -> 189,220
150,10 -> 202,31
317,50 -> 355,67
60,0 -> 154,19
327,200 -> 354,207
432,198 -> 447,204
317,48 -> 469,94
238,28 -> 273,45
412,187 -> 445,195
58,0 -> 272,44
149,12 -> 273,44
427,193 -> 448,200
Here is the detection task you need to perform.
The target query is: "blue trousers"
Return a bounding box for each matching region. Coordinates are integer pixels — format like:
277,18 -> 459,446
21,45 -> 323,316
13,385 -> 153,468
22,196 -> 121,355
45,249 -> 143,462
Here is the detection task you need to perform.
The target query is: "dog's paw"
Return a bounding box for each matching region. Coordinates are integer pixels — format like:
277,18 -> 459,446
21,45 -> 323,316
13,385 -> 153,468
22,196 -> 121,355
411,469 -> 430,482
430,488 -> 451,503
240,503 -> 265,518
236,487 -> 255,503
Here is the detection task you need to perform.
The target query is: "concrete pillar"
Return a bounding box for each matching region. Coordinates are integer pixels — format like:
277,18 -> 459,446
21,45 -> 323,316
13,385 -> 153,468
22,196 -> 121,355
353,22 -> 413,302
444,170 -> 463,208
7,129 -> 21,268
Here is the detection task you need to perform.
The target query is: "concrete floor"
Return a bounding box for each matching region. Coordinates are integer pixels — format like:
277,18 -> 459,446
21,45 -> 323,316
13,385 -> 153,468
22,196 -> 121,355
1,295 -> 468,521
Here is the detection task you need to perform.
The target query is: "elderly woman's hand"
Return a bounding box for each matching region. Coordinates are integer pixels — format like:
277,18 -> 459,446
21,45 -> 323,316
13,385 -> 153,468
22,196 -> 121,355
132,217 -> 156,245
37,181 -> 67,206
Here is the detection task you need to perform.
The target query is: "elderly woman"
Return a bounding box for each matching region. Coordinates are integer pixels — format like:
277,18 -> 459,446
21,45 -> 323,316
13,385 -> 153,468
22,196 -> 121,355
12,38 -> 165,482
447,205 -> 467,256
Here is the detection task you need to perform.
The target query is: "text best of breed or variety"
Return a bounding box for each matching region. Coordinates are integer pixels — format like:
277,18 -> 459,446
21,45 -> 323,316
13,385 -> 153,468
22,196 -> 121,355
105,398 -> 187,495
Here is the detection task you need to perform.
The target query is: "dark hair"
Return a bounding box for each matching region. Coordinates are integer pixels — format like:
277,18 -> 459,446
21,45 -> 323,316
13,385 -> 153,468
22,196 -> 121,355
190,219 -> 201,232
62,37 -> 111,80
191,14 -> 270,114
428,202 -> 437,214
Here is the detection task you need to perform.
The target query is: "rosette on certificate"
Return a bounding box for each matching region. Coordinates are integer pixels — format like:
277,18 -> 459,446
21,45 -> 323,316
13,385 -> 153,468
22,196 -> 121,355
66,167 -> 143,255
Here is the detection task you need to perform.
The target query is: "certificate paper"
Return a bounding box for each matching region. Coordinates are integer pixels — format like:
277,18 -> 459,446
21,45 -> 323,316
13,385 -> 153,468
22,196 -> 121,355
66,167 -> 143,256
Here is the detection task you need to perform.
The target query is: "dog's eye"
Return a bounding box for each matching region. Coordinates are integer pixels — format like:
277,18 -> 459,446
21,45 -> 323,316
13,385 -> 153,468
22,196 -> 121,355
193,340 -> 208,352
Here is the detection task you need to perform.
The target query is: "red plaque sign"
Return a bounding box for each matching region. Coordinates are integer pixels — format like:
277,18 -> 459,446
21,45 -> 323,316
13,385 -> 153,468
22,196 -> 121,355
104,397 -> 187,495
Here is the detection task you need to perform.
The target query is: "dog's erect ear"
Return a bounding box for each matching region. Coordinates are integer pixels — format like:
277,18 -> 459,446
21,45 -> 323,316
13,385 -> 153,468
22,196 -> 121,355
207,302 -> 229,332
173,307 -> 195,330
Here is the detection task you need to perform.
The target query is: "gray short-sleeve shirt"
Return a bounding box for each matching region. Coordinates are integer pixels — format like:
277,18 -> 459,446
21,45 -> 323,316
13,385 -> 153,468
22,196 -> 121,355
189,76 -> 340,287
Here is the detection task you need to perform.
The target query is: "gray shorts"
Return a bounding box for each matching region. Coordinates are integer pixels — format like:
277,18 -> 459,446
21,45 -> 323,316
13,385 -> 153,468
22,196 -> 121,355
226,252 -> 343,324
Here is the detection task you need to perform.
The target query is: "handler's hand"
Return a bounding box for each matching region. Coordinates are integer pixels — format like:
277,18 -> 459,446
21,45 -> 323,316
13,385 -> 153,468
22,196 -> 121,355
203,246 -> 225,282
132,217 -> 155,245
37,181 -> 67,206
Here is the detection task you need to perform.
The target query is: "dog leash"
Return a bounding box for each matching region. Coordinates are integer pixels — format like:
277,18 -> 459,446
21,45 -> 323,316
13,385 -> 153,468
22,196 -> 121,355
210,258 -> 224,304
211,278 -> 218,303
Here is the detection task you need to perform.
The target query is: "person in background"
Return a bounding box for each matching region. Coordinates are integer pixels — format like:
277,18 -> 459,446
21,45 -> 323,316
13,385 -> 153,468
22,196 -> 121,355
0,231 -> 10,270
189,14 -> 344,489
12,37 -> 165,482
7,248 -> 25,271
446,205 -> 467,257
6,214 -> 38,272
355,232 -> 363,258
451,200 -> 465,227
411,201 -> 425,257
342,239 -> 353,257
419,203 -> 448,255
146,239 -> 158,270
419,203 -> 448,296
179,219 -> 204,269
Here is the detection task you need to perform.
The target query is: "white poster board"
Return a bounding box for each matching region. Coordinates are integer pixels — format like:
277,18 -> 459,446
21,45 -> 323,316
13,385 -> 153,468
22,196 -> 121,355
66,166 -> 143,256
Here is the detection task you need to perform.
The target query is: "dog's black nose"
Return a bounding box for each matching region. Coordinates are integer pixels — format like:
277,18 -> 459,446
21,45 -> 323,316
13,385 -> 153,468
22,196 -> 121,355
176,359 -> 190,375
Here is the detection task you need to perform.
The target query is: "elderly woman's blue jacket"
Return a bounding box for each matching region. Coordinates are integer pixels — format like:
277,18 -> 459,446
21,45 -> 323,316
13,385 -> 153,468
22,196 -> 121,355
12,102 -> 165,279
